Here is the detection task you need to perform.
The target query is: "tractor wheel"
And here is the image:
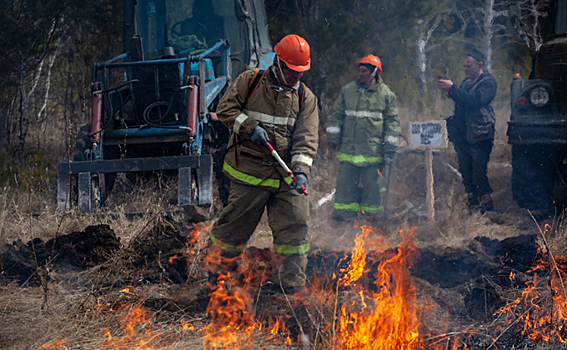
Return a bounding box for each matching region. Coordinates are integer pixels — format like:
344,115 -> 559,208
212,145 -> 230,207
72,125 -> 116,206
71,126 -> 91,202
511,145 -> 556,218
73,125 -> 91,162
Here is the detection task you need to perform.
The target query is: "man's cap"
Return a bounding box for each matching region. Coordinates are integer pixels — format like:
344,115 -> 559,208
466,49 -> 485,63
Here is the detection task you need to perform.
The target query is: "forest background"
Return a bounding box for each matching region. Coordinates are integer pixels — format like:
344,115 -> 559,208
0,0 -> 546,190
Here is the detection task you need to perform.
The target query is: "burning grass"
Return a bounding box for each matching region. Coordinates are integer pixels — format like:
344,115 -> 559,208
2,175 -> 567,349
490,218 -> 567,346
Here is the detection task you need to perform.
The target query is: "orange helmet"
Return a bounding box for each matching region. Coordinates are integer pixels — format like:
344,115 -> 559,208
356,54 -> 382,74
274,34 -> 311,72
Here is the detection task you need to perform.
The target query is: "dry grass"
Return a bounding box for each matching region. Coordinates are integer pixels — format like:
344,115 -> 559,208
0,180 -> 205,350
1,103 -> 565,349
0,182 -> 565,349
0,283 -> 207,350
0,174 -> 184,245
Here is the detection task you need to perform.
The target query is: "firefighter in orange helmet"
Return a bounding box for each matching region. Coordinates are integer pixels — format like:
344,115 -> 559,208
208,34 -> 319,293
326,54 -> 400,221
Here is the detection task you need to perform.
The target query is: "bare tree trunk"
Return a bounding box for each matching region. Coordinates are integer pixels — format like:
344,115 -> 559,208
481,0 -> 495,72
80,68 -> 87,125
38,50 -> 58,151
415,14 -> 444,95
39,50 -> 57,127
416,35 -> 428,95
14,19 -> 57,157
0,104 -> 9,154
16,62 -> 29,157
415,8 -> 466,97
4,97 -> 16,153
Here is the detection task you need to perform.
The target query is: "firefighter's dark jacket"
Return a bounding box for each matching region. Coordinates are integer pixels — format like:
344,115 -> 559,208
216,67 -> 319,188
447,71 -> 497,144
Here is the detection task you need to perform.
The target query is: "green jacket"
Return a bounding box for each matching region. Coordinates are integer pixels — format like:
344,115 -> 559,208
326,77 -> 400,166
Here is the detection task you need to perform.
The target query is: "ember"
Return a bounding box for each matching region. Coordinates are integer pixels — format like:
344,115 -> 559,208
494,223 -> 567,345
40,335 -> 68,350
93,307 -> 166,350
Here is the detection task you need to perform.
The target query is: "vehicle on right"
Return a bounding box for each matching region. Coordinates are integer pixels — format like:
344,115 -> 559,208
507,0 -> 567,219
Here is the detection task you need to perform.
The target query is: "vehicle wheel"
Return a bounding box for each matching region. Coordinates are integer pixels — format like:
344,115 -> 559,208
212,145 -> 230,207
73,125 -> 91,162
72,126 -> 116,207
71,126 -> 91,202
100,144 -> 120,199
511,145 -> 556,216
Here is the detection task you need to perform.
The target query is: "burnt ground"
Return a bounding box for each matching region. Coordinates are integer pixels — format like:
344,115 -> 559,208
0,219 -> 549,348
2,112 -> 565,348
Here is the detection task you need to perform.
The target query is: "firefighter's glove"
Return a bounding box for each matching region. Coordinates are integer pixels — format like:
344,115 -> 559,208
251,125 -> 269,148
293,173 -> 308,194
328,142 -> 337,150
384,152 -> 395,166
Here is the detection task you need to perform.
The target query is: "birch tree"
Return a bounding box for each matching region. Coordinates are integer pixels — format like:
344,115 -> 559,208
459,0 -> 512,72
415,6 -> 467,95
509,0 -> 550,53
16,19 -> 59,156
0,0 -> 65,157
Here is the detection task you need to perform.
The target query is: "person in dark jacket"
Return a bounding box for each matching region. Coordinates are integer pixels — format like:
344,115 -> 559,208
437,49 -> 497,213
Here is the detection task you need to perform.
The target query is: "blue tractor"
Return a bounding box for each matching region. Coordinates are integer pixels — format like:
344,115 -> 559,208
57,0 -> 275,216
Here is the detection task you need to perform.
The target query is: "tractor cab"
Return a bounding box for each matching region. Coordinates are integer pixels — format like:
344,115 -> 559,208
128,0 -> 274,80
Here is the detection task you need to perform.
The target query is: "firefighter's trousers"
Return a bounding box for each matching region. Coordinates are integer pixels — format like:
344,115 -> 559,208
332,162 -> 383,220
210,181 -> 310,287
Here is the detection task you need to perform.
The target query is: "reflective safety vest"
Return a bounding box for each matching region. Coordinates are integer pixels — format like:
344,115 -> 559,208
326,77 -> 400,166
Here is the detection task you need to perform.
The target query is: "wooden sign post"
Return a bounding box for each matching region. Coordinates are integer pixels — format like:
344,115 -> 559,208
409,121 -> 448,221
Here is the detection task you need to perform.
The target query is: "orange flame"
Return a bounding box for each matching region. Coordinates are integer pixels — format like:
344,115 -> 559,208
42,222 -> 475,349
181,319 -> 195,330
92,307 -> 165,350
200,226 -> 289,348
495,226 -> 567,344
334,225 -> 426,349
184,221 -> 215,279
40,335 -> 68,350
119,287 -> 133,295
202,281 -> 257,349
199,223 -> 467,349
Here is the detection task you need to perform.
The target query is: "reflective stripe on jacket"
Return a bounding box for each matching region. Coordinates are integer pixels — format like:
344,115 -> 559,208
217,67 -> 319,187
326,77 -> 400,166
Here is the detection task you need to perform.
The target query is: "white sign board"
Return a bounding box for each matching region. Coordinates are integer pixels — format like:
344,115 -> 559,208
410,121 -> 447,148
